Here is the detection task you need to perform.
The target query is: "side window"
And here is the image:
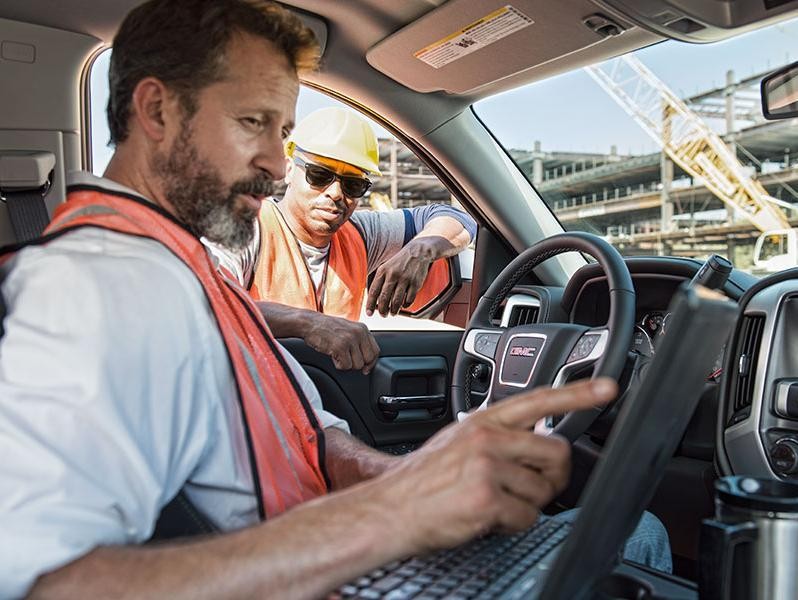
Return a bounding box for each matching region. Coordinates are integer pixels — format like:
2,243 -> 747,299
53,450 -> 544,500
89,49 -> 113,175
87,57 -> 475,330
294,87 -> 476,331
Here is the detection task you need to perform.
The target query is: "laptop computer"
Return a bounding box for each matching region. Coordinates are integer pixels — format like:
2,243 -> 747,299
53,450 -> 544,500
334,284 -> 738,599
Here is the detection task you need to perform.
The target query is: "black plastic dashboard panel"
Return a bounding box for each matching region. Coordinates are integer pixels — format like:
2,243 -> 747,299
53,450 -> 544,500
562,257 -> 752,313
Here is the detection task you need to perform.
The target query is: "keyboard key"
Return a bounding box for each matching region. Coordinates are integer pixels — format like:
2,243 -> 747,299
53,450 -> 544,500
384,589 -> 418,600
372,576 -> 405,593
437,576 -> 462,589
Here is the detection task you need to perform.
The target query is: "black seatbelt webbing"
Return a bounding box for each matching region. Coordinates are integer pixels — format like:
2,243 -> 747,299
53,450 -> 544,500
5,189 -> 50,243
0,288 -> 5,339
150,490 -> 218,541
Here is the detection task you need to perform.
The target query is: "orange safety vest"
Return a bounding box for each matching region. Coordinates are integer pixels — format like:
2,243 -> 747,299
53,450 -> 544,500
252,200 -> 452,320
253,200 -> 367,321
2,186 -> 329,520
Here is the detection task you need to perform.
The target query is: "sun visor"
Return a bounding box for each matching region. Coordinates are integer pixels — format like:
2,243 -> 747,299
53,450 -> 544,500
366,0 -> 636,95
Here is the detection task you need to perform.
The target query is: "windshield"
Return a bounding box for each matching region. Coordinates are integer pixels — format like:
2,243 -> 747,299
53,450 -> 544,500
474,19 -> 798,276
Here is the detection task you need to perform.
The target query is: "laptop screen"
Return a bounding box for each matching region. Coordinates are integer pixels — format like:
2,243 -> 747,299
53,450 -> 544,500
539,285 -> 737,599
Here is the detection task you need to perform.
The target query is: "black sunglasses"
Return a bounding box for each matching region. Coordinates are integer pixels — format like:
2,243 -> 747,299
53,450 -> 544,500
293,155 -> 372,199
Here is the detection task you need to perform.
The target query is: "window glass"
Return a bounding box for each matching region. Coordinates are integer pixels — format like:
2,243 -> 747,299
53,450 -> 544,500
89,49 -> 113,175
475,18 -> 798,276
87,58 -> 472,328
293,88 -> 473,330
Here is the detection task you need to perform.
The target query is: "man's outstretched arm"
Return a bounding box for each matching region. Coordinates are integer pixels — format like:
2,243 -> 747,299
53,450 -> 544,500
29,380 -> 616,599
258,301 -> 380,373
362,206 -> 477,316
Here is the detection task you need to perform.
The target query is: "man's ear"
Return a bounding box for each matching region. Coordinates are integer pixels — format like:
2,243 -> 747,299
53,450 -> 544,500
130,77 -> 180,143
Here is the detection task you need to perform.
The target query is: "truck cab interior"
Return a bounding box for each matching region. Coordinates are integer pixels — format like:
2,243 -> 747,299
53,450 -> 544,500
2,0 -> 798,595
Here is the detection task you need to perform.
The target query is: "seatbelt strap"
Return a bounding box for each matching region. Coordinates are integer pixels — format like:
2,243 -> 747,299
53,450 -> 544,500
0,151 -> 56,243
0,288 -> 5,339
4,188 -> 51,243
150,490 -> 218,542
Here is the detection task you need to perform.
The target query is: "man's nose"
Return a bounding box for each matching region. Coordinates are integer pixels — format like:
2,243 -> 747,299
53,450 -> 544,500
325,178 -> 344,201
253,133 -> 287,181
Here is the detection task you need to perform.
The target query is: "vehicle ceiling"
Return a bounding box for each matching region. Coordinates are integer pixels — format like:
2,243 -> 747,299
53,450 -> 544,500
0,0 -> 661,136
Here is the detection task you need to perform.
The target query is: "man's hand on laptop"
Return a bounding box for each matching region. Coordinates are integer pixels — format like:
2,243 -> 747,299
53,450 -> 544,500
368,378 -> 618,555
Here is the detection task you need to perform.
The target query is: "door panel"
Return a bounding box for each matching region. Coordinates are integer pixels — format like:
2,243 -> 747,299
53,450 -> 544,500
280,330 -> 463,449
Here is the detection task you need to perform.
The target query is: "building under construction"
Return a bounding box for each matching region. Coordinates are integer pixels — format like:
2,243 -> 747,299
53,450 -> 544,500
368,62 -> 798,270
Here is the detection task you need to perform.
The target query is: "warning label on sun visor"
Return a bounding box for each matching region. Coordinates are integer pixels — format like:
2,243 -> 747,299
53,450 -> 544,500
414,5 -> 534,69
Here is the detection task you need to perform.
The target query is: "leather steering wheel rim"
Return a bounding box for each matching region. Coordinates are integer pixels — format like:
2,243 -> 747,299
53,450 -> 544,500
451,232 -> 635,441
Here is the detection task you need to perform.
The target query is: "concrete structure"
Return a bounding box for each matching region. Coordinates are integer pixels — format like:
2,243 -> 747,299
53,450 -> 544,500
364,66 -> 798,269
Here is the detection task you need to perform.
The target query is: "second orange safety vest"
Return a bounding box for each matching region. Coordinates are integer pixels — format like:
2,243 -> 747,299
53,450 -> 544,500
251,201 -> 452,320
9,185 -> 330,520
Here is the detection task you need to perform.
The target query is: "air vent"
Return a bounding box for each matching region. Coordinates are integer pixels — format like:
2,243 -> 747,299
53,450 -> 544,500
507,304 -> 539,327
728,315 -> 766,424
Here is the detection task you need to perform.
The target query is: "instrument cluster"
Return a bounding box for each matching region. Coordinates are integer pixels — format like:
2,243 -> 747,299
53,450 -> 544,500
631,310 -> 724,381
630,311 -> 669,359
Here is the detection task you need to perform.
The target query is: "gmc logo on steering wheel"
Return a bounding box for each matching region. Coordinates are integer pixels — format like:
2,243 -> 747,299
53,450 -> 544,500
509,346 -> 538,357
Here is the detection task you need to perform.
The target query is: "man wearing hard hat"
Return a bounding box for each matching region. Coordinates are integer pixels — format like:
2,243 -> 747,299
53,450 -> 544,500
210,107 -> 476,372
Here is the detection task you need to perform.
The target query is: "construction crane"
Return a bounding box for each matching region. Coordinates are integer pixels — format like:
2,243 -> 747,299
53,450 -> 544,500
585,55 -> 790,234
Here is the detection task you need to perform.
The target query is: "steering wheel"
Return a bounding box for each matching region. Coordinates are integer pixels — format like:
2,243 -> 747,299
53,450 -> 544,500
451,232 -> 635,442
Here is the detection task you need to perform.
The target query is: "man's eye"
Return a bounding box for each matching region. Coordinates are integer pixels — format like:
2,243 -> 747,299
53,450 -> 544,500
281,127 -> 292,141
240,117 -> 263,130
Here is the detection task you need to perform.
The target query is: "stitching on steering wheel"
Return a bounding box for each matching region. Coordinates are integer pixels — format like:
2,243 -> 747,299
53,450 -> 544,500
488,246 -> 580,321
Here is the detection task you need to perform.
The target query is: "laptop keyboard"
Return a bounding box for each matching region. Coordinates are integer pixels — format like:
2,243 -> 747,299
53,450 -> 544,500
331,517 -> 571,599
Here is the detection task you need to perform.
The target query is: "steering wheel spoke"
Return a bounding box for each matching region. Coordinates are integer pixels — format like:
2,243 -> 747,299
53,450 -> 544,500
554,328 -> 609,388
462,327 -> 504,364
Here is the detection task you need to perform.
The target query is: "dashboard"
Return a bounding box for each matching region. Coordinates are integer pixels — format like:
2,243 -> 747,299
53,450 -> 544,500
570,273 -> 686,358
505,256 -> 798,484
566,267 -> 742,386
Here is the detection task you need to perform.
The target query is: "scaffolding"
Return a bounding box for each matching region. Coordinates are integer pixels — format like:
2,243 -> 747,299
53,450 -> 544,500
585,55 -> 790,234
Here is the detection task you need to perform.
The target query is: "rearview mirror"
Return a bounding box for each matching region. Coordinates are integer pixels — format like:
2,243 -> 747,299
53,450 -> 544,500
762,61 -> 798,120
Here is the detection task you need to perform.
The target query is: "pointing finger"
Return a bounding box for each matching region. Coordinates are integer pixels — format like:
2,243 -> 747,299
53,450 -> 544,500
485,378 -> 617,431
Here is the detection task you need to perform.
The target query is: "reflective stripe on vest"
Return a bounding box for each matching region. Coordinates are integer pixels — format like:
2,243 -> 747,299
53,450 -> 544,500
43,186 -> 329,518
253,200 -> 367,321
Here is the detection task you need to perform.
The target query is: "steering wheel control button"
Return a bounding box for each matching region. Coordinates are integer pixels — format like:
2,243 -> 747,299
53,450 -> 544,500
567,333 -> 600,363
775,380 -> 798,420
740,478 -> 761,494
474,332 -> 501,358
499,334 -> 546,387
770,439 -> 798,476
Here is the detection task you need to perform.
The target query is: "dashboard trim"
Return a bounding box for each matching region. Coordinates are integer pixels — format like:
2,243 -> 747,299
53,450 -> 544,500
723,284 -> 798,479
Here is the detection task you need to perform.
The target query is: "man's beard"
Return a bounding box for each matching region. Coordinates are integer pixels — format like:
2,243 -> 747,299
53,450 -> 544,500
152,123 -> 273,249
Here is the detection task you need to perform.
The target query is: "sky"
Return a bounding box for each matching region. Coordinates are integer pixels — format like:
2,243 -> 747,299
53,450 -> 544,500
89,16 -> 798,173
476,17 -> 798,155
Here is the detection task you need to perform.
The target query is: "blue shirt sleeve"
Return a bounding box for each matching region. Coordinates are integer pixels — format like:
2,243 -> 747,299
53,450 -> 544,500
402,205 -> 477,245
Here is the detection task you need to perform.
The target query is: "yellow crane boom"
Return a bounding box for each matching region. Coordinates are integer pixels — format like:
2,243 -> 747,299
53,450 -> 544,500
585,55 -> 789,233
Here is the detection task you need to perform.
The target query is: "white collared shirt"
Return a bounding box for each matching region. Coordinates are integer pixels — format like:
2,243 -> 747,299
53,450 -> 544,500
0,173 -> 348,598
